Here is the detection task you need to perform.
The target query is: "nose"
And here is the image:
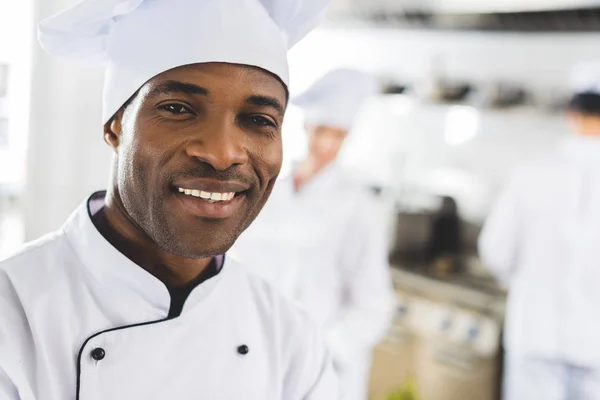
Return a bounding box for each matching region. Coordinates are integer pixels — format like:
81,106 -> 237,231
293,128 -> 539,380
185,121 -> 249,171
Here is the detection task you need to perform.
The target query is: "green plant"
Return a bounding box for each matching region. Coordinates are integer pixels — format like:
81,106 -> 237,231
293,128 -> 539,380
385,376 -> 421,400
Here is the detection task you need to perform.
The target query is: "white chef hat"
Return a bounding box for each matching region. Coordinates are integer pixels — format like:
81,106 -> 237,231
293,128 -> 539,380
570,61 -> 600,95
38,0 -> 330,124
292,68 -> 378,132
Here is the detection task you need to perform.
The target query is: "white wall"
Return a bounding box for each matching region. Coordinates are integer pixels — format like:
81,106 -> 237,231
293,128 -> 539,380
286,28 -> 600,221
25,0 -> 109,240
0,0 -> 33,187
330,0 -> 600,13
288,28 -> 600,96
426,0 -> 600,12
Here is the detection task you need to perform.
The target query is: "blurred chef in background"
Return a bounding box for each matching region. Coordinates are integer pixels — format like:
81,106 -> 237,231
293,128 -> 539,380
232,69 -> 395,400
479,61 -> 600,400
427,196 -> 463,276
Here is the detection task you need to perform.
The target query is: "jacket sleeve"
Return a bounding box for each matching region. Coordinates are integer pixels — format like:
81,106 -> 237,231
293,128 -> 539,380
278,295 -> 339,400
0,269 -> 34,400
478,175 -> 523,286
325,192 -> 396,368
0,367 -> 19,400
297,326 -> 339,400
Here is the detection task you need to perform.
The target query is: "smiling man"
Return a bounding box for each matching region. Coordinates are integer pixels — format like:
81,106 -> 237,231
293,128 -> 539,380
0,0 -> 336,399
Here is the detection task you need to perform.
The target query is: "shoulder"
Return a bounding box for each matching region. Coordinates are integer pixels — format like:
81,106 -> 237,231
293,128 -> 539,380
505,154 -> 570,196
0,232 -> 69,357
0,230 -> 69,278
224,260 -> 336,396
224,258 -> 330,357
0,229 -> 76,317
224,258 -> 318,328
519,156 -> 563,177
331,168 -> 376,206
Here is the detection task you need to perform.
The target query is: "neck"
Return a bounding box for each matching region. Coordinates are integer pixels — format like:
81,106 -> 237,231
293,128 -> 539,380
293,156 -> 332,191
579,131 -> 600,138
94,187 -> 213,288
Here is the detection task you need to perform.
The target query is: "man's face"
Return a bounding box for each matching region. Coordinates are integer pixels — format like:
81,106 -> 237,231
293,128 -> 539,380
106,63 -> 286,258
306,125 -> 348,165
566,110 -> 600,136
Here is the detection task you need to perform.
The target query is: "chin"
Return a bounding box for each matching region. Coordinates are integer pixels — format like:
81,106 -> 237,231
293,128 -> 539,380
153,228 -> 237,259
311,151 -> 333,163
167,242 -> 234,259
150,207 -> 254,258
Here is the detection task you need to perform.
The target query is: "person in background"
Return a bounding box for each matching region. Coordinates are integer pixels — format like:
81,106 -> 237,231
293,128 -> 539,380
232,69 -> 395,400
479,61 -> 600,400
0,0 -> 338,399
427,196 -> 463,276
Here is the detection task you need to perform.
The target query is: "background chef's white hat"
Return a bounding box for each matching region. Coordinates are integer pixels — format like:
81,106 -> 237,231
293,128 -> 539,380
570,61 -> 600,95
291,68 -> 378,132
38,0 -> 330,124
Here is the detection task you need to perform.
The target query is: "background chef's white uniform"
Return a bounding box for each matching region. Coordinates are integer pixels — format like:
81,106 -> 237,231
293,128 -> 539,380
0,0 -> 338,399
0,194 -> 337,399
479,63 -> 600,400
232,70 -> 395,400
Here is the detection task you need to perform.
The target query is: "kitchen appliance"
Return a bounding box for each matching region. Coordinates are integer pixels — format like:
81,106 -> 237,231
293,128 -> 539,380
369,267 -> 505,400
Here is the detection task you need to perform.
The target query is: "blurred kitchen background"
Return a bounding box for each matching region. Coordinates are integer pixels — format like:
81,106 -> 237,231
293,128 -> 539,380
2,0 -> 600,399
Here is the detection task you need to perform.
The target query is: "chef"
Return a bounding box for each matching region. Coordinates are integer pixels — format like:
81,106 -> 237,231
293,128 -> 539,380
231,69 -> 395,400
0,0 -> 339,399
479,61 -> 600,400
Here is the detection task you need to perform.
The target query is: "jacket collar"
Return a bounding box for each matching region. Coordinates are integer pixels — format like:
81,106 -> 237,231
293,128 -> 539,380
281,160 -> 342,194
561,134 -> 600,165
63,192 -> 227,317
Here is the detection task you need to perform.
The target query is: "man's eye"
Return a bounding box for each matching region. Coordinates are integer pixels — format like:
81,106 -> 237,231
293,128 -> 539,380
159,104 -> 193,115
251,115 -> 276,128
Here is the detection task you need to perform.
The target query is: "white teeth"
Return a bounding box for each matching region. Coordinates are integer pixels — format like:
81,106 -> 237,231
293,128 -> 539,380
178,188 -> 236,202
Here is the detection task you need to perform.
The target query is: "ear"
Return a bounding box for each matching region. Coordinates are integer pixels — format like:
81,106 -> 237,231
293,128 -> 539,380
104,110 -> 124,150
565,110 -> 582,125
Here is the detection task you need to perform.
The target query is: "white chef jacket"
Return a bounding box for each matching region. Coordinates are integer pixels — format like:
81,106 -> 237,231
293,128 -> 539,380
479,134 -> 600,367
0,194 -> 338,400
231,163 -> 395,399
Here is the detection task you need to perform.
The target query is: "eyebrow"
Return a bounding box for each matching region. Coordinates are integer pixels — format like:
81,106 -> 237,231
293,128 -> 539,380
246,95 -> 285,118
147,80 -> 209,98
147,80 -> 285,117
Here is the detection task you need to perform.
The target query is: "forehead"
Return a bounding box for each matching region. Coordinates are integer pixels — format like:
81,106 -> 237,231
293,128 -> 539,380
139,62 -> 288,102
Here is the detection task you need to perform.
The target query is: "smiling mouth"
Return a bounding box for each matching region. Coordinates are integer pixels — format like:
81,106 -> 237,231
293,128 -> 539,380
168,176 -> 251,219
170,185 -> 247,219
176,187 -> 238,203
